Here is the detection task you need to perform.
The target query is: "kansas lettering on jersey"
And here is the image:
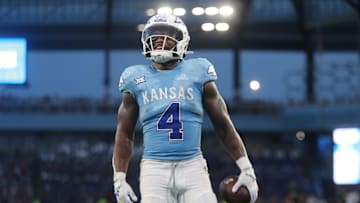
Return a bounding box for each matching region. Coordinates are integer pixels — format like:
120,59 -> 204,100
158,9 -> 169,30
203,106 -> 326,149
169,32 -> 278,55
141,87 -> 194,105
119,58 -> 217,160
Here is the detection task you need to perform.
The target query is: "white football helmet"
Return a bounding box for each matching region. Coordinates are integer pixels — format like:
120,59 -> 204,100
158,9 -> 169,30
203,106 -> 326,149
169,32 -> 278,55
141,14 -> 191,63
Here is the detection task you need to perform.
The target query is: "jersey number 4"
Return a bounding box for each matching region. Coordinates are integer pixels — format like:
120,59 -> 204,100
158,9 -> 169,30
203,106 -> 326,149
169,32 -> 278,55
157,102 -> 184,140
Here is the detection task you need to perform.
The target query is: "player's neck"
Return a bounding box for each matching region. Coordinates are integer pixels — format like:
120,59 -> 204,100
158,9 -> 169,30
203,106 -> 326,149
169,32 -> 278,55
152,60 -> 180,71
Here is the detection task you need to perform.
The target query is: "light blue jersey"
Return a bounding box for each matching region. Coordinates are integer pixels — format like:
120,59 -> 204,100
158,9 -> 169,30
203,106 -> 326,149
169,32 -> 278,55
119,58 -> 217,160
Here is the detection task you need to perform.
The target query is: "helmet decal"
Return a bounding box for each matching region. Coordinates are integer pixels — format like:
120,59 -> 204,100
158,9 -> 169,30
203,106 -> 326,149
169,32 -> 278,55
154,16 -> 168,23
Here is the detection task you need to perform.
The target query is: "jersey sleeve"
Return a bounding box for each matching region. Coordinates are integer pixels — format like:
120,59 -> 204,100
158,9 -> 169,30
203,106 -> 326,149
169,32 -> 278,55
197,58 -> 218,84
118,67 -> 135,95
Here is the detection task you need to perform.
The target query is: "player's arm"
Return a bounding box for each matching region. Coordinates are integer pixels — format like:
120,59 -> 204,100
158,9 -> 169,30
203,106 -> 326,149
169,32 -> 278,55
202,81 -> 246,160
112,92 -> 138,203
113,92 -> 139,172
202,81 -> 258,202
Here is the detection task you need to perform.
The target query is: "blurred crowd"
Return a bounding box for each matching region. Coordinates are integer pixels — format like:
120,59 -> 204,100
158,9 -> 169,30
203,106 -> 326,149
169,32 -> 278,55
0,132 -> 359,203
1,93 -> 360,115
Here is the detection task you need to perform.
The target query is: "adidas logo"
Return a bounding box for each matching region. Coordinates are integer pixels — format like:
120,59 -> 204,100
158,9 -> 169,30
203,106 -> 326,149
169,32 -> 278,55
176,74 -> 189,80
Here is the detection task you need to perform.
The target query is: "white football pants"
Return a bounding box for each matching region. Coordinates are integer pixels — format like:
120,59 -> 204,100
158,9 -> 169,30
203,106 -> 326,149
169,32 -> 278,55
139,155 -> 218,203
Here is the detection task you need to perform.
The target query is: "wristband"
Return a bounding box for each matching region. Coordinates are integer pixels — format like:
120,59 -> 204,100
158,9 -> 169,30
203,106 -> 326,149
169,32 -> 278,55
236,156 -> 253,171
114,171 -> 126,182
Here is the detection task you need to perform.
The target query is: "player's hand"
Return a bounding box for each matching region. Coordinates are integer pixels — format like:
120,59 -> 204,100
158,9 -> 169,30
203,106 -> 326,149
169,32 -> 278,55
232,156 -> 259,203
114,172 -> 138,203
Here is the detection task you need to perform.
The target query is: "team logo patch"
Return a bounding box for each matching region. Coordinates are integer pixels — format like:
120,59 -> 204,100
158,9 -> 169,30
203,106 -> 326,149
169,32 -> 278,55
135,76 -> 146,85
207,65 -> 217,76
118,76 -> 124,88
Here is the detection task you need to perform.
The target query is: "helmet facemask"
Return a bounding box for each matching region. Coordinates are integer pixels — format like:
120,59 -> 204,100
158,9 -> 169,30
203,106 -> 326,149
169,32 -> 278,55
143,34 -> 181,64
141,15 -> 190,64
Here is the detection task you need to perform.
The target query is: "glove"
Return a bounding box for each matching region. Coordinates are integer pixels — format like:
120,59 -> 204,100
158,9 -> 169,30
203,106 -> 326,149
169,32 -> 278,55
232,156 -> 259,203
114,172 -> 138,203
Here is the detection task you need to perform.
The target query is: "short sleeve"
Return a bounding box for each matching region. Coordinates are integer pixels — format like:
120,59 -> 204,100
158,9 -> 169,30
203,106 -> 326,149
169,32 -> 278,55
197,58 -> 217,85
118,68 -> 135,95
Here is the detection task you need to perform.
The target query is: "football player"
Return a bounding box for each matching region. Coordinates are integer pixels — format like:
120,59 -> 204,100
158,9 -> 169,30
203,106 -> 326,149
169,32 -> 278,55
112,13 -> 259,203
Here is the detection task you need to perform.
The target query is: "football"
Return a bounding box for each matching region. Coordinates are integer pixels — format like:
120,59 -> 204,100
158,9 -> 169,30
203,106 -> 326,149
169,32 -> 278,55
219,175 -> 251,203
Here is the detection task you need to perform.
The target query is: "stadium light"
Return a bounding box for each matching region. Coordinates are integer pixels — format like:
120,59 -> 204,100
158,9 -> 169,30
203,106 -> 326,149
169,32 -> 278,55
157,7 -> 172,15
215,23 -> 230,31
219,6 -> 234,16
192,7 -> 204,15
205,7 -> 219,16
137,24 -> 145,32
201,23 -> 215,31
249,80 -> 260,91
146,8 -> 156,16
296,131 -> 306,141
173,8 -> 186,16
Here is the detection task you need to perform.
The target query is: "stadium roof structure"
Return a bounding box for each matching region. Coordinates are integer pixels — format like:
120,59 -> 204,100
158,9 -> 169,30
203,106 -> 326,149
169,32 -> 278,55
0,0 -> 359,51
